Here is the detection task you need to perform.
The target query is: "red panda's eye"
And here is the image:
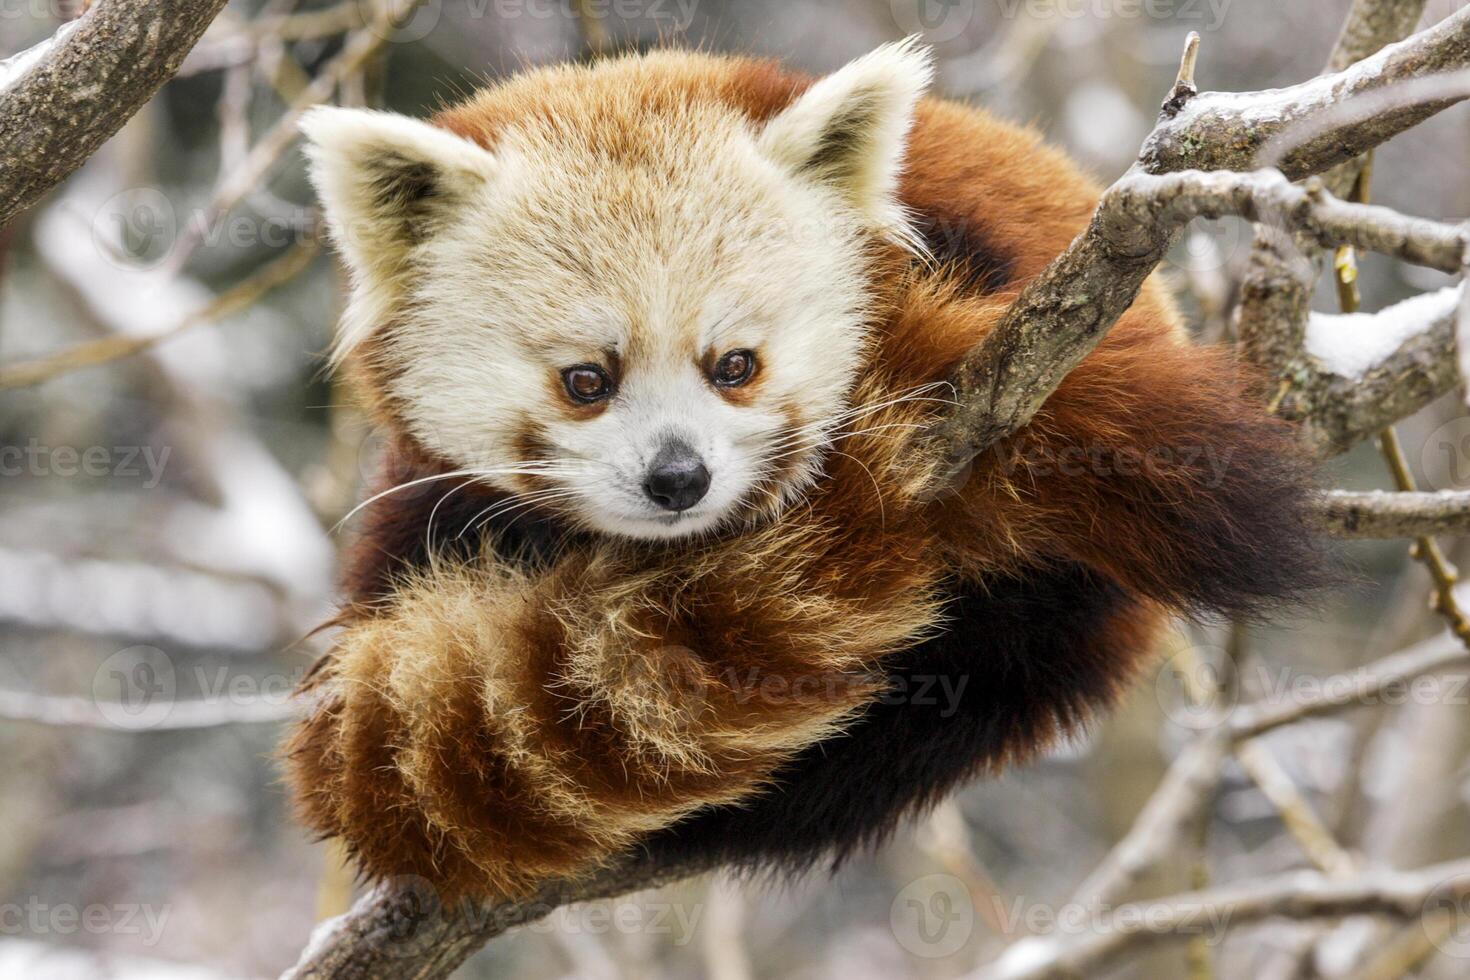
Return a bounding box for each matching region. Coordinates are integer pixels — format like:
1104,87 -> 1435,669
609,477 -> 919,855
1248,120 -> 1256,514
712,350 -> 756,388
562,365 -> 614,404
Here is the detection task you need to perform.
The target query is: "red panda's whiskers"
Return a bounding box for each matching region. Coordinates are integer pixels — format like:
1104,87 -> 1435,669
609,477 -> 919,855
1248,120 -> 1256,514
760,422 -> 925,467
463,488 -> 587,538
334,463 -> 583,534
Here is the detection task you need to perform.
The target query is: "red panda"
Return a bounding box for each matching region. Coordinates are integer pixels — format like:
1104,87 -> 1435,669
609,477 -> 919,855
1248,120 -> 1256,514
283,41 -> 1323,903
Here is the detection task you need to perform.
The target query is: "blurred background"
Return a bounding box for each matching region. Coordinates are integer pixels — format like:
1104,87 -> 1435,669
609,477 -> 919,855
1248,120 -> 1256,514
2,0 -> 1470,977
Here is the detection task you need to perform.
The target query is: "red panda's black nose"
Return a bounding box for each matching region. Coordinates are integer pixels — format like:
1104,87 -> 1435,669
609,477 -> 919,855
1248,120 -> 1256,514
644,442 -> 711,512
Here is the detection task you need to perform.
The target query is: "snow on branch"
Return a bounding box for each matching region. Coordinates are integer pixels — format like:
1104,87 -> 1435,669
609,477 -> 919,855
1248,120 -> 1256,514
920,3 -> 1470,482
1305,286 -> 1463,379
1140,1 -> 1470,179
925,167 -> 1470,482
1291,285 -> 1465,456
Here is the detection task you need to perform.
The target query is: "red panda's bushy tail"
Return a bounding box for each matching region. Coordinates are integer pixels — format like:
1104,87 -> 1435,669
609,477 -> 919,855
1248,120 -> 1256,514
938,315 -> 1332,621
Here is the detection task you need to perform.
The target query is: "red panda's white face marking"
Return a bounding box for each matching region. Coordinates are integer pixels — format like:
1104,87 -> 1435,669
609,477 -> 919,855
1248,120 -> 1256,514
303,41 -> 932,540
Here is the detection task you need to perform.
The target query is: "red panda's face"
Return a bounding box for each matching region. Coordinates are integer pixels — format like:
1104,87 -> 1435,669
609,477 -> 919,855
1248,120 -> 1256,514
303,43 -> 933,540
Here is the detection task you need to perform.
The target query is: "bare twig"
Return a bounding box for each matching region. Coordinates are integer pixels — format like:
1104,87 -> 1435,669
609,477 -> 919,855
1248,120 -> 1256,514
0,689 -> 297,731
1342,912 -> 1461,980
1233,741 -> 1356,877
1328,0 -> 1430,71
0,239 -> 319,390
1066,733 -> 1231,912
1379,427 -> 1470,644
165,2 -> 429,274
1140,3 -> 1470,179
1229,639 -> 1470,740
572,0 -> 615,58
975,859 -> 1470,980
1315,489 -> 1470,539
0,0 -> 231,229
1320,0 -> 1430,196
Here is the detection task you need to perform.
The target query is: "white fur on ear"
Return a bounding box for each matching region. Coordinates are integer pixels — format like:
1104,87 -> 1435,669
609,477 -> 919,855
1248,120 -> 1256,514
300,106 -> 498,361
758,37 -> 933,239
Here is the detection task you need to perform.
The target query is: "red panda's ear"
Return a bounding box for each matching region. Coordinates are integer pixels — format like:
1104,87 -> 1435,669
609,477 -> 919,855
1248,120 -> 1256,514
758,38 -> 933,240
300,107 -> 497,361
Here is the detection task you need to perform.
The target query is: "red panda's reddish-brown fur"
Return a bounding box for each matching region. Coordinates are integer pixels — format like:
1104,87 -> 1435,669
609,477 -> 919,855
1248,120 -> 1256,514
283,51 -> 1322,902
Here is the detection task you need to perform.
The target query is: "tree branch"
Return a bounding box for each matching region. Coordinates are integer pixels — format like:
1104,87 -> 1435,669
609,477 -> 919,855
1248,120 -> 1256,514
282,854 -> 718,980
925,167 -> 1469,481
0,238 -> 319,390
1140,2 -> 1470,179
1229,637 -> 1469,740
0,688 -> 297,731
976,858 -> 1470,980
1065,732 -> 1231,912
1315,489 -> 1470,538
1319,0 -> 1430,196
0,0 -> 231,229
1289,285 -> 1463,457
1328,0 -> 1430,72
271,8 -> 1470,977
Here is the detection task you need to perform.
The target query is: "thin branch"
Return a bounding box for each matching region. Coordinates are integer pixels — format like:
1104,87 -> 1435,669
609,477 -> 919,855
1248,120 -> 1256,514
572,0 -> 615,58
1229,638 -> 1470,740
0,239 -> 319,390
974,858 -> 1470,980
1328,0 -> 1430,71
164,1 -> 430,275
1233,740 -> 1356,877
1378,427 -> 1470,644
0,0 -> 231,229
1066,733 -> 1231,912
0,689 -> 297,731
1140,2 -> 1470,179
1320,0 -> 1429,196
1315,489 -> 1470,539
